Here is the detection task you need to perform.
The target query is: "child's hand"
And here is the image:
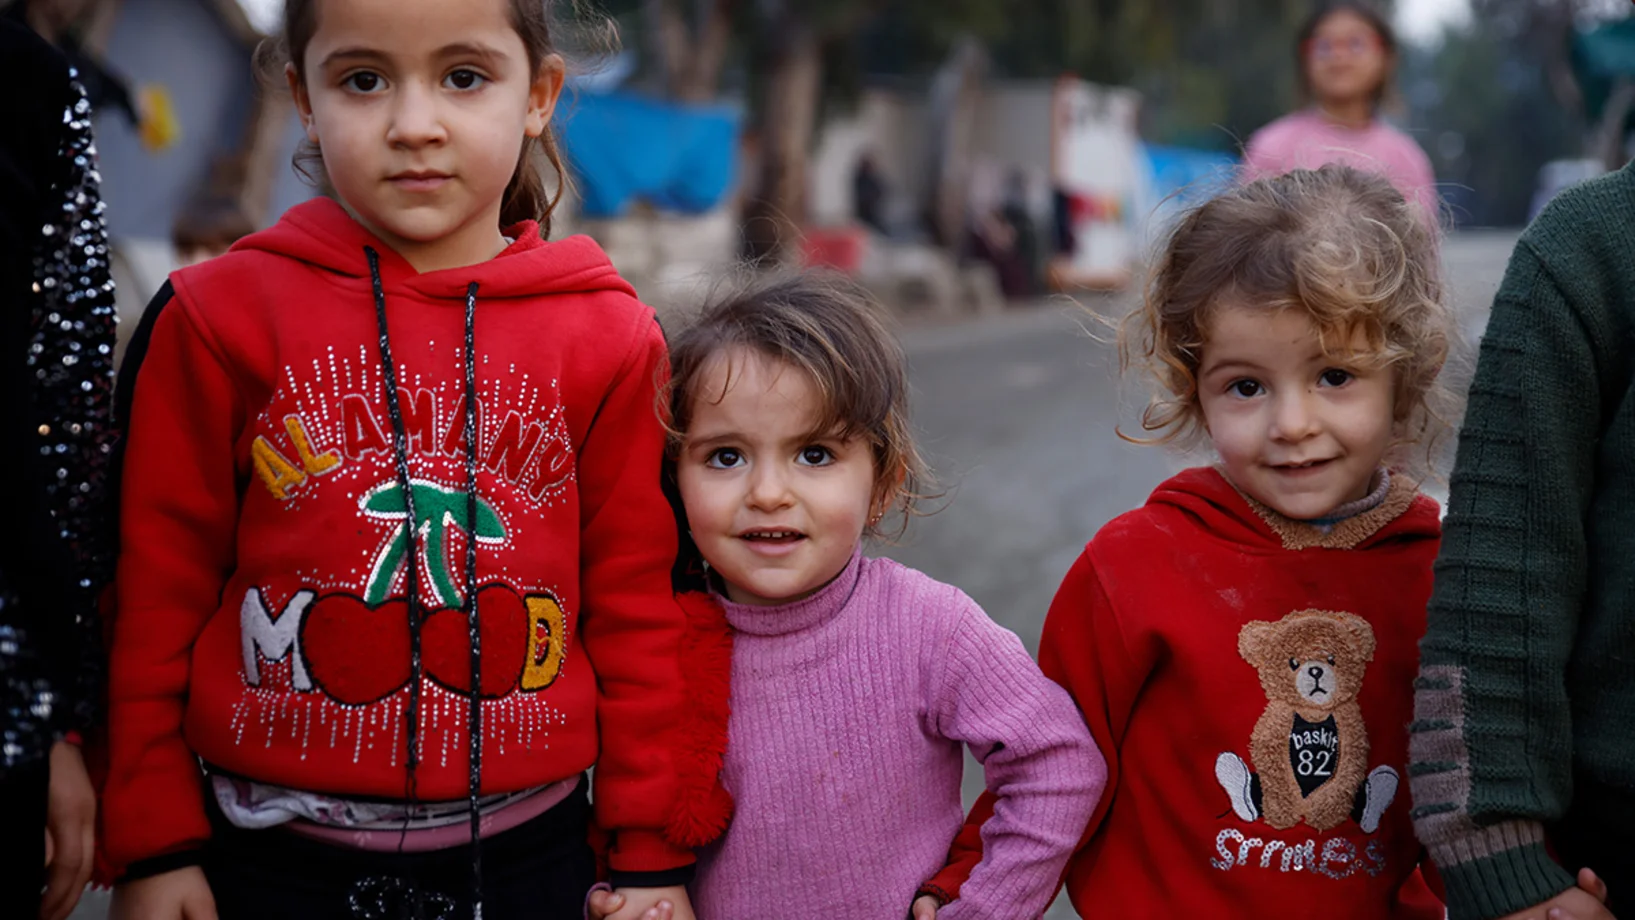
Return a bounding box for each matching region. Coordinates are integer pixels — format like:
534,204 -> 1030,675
1496,869 -> 1614,920
588,888 -> 674,920
112,866 -> 218,920
40,740 -> 96,920
910,894 -> 941,919
601,885 -> 694,920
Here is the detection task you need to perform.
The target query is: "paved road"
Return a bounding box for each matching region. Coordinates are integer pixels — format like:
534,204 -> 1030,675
71,231 -> 1519,920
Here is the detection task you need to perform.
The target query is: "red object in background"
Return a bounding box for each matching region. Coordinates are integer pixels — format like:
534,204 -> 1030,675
801,226 -> 869,273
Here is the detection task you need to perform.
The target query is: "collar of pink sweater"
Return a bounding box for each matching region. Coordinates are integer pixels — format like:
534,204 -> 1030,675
714,546 -> 865,636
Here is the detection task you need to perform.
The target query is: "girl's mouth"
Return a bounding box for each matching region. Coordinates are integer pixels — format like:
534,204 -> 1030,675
738,529 -> 806,545
1272,458 -> 1335,473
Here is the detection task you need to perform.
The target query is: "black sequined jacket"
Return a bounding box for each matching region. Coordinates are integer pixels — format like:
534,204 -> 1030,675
0,17 -> 119,774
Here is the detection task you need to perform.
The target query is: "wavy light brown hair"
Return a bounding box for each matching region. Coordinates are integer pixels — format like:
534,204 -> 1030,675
265,0 -> 573,236
664,274 -> 932,540
1120,164 -> 1450,460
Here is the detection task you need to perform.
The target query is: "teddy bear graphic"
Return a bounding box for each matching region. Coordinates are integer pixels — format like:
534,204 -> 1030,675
1213,608 -> 1399,834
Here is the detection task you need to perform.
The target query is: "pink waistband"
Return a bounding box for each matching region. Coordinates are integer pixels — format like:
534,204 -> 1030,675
284,776 -> 580,852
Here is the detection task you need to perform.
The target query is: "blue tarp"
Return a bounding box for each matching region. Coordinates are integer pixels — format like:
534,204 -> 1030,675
556,92 -> 740,218
1142,143 -> 1239,205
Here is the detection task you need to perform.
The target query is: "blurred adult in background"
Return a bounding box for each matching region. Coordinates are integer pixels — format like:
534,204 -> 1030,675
1243,1 -> 1436,216
999,169 -> 1039,297
853,151 -> 890,235
4,0 -> 140,129
0,12 -> 119,920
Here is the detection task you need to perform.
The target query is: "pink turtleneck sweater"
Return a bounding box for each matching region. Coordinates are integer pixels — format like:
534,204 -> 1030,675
692,550 -> 1104,919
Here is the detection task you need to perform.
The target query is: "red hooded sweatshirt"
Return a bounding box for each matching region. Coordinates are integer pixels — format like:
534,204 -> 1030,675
924,467 -> 1444,918
104,199 -> 719,877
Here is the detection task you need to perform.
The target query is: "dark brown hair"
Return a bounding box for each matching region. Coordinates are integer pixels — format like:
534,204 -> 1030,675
1120,163 -> 1450,460
665,274 -> 932,540
1297,1 -> 1398,109
266,0 -> 571,236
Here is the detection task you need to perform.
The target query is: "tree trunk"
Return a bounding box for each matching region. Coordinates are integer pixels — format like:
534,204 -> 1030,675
741,19 -> 822,264
650,0 -> 735,101
922,38 -> 987,248
677,0 -> 735,101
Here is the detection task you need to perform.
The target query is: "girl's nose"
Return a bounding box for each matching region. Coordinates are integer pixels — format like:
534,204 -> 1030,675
1270,391 -> 1320,441
746,464 -> 793,510
386,82 -> 447,147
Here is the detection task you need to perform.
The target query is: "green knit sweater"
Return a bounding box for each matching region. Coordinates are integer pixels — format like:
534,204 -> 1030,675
1410,160 -> 1635,919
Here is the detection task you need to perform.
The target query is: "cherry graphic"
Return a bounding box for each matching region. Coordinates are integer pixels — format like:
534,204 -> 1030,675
300,594 -> 412,705
422,584 -> 528,698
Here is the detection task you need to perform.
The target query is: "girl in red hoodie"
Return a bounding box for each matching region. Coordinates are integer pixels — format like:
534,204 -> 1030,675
102,0 -> 725,918
920,165 -> 1464,917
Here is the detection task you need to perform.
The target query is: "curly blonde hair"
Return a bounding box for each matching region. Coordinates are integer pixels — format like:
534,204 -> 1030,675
1121,164 -> 1451,458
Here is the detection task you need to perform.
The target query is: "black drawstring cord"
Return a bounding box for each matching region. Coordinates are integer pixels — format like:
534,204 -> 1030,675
365,247 -> 426,851
364,249 -> 486,920
460,280 -> 484,920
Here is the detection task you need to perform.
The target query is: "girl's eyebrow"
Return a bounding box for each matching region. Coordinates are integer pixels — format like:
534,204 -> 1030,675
685,431 -> 741,450
320,46 -> 387,69
319,42 -> 509,71
435,42 -> 510,67
1200,358 -> 1263,378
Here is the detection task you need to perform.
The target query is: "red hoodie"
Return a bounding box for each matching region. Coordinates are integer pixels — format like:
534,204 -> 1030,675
925,467 -> 1444,918
105,199 -> 710,876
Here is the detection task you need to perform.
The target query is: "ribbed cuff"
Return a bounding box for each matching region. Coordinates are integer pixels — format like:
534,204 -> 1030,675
607,865 -> 695,889
915,884 -> 952,907
1438,839 -> 1575,920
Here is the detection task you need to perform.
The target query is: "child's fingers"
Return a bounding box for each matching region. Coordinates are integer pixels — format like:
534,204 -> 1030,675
587,891 -> 625,920
911,895 -> 940,920
1578,867 -> 1609,903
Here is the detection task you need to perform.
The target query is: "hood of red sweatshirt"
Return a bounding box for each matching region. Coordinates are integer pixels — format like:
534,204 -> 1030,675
231,197 -> 636,302
1147,466 -> 1440,552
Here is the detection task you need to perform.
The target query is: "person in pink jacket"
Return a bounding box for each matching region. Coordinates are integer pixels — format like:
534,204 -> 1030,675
1244,1 -> 1437,217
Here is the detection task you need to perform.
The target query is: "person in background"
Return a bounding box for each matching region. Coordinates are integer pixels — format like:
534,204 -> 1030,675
1408,159 -> 1635,920
853,152 -> 889,235
0,13 -> 118,920
1244,1 -> 1436,217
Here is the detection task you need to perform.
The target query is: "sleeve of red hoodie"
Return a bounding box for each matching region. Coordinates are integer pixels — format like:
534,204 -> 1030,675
576,316 -> 697,882
921,548 -> 1145,905
103,289 -> 243,874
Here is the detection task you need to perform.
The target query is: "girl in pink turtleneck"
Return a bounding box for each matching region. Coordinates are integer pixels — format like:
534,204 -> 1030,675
591,275 -> 1104,920
1245,1 -> 1437,217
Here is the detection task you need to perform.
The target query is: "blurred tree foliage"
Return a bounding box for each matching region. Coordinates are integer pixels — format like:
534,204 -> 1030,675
586,0 -> 1619,236
1401,0 -> 1626,225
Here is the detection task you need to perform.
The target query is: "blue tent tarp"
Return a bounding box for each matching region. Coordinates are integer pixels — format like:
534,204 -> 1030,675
557,92 -> 739,218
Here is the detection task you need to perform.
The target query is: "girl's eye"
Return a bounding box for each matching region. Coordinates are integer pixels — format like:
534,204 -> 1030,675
1229,379 -> 1264,398
705,448 -> 743,470
445,70 -> 486,91
797,446 -> 834,466
343,72 -> 384,93
1319,368 -> 1354,387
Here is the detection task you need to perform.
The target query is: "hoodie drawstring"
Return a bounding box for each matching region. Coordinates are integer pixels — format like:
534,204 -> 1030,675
365,247 -> 486,920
